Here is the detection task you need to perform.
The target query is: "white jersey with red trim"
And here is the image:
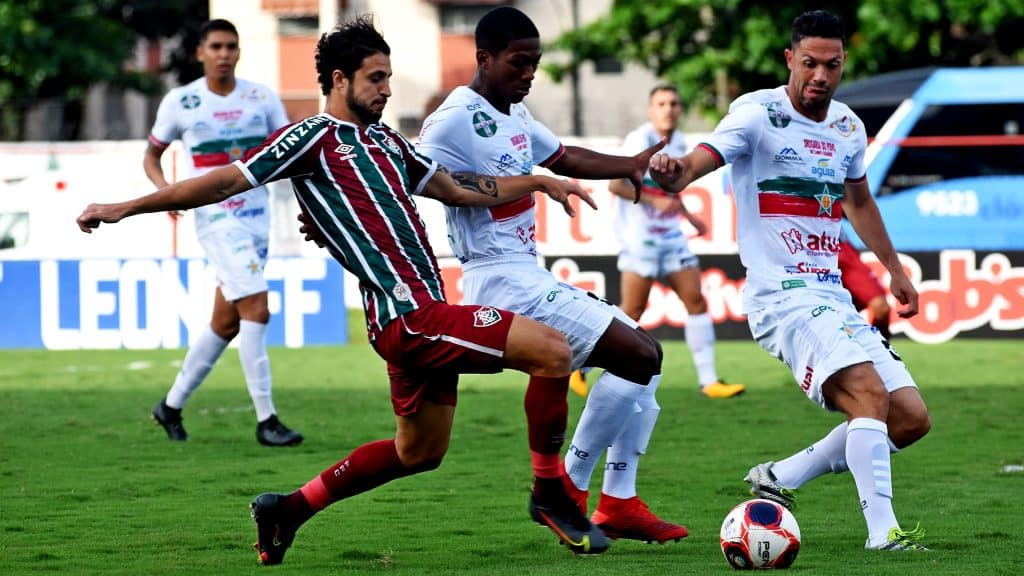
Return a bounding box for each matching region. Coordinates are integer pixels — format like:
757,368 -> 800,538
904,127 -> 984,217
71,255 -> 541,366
416,86 -> 564,263
615,123 -> 689,252
699,86 -> 868,311
149,77 -> 289,238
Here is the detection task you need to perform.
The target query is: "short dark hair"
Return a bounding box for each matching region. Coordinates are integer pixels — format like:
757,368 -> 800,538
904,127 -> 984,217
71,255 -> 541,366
199,19 -> 238,44
315,15 -> 391,96
475,6 -> 539,54
791,10 -> 846,48
649,84 -> 679,100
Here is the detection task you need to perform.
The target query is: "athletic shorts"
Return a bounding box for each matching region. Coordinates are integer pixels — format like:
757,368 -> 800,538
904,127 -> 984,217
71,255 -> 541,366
617,232 -> 699,279
461,255 -> 637,371
838,242 -> 886,311
746,291 -> 916,410
372,300 -> 513,417
199,226 -> 269,302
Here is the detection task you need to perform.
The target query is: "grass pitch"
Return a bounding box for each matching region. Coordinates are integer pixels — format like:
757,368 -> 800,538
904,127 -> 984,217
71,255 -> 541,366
1,327 -> 1022,575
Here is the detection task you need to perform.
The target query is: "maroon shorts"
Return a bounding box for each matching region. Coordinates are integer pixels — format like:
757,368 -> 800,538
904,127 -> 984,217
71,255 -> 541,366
372,301 -> 514,416
838,241 -> 885,311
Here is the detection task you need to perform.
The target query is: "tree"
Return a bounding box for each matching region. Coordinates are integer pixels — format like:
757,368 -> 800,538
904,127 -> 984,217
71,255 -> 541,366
0,0 -> 207,140
545,0 -> 1024,121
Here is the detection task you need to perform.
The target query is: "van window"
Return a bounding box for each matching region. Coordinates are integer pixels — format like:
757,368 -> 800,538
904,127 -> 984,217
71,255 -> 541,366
877,103 -> 1024,196
0,212 -> 29,250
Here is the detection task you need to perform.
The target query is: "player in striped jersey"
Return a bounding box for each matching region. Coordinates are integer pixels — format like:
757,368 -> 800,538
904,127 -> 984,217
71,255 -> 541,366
78,16 -> 608,563
142,19 -> 300,446
647,11 -> 930,552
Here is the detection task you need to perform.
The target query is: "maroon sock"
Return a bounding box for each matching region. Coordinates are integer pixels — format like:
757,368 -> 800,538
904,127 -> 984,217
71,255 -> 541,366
524,375 -> 569,479
284,439 -> 412,526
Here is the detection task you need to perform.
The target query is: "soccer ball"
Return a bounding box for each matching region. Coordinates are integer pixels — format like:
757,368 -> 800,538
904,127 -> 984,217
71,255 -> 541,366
720,499 -> 801,570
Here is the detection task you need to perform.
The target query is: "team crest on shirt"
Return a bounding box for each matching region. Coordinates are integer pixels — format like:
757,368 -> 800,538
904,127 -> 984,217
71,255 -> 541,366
472,111 -> 498,138
180,93 -> 201,109
764,102 -> 791,128
380,135 -> 401,154
830,115 -> 857,137
473,307 -> 502,327
814,186 -> 838,215
392,282 -> 412,302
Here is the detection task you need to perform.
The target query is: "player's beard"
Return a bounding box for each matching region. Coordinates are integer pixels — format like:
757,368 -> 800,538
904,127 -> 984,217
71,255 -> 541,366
347,84 -> 384,125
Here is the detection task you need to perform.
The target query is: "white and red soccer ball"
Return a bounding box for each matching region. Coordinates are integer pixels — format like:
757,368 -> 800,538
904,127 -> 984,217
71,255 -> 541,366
720,499 -> 801,569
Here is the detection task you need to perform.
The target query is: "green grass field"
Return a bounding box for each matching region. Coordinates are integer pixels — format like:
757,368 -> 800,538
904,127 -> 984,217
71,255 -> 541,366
2,325 -> 1023,575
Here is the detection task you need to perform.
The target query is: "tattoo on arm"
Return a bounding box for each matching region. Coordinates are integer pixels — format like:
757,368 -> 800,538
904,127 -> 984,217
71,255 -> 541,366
451,172 -> 498,197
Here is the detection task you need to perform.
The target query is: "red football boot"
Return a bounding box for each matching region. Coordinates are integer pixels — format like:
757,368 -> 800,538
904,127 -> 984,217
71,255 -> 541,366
560,466 -> 589,515
590,493 -> 688,544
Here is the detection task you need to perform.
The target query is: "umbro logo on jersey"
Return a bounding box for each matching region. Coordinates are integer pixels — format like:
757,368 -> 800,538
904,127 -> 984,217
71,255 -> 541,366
473,307 -> 502,328
335,144 -> 357,161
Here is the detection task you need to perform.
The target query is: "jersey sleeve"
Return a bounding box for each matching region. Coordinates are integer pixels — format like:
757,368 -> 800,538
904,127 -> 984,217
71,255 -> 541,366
416,106 -> 476,173
699,102 -> 764,168
845,114 -> 869,182
148,90 -> 181,149
530,117 -> 564,167
390,127 -> 438,196
235,120 -> 323,187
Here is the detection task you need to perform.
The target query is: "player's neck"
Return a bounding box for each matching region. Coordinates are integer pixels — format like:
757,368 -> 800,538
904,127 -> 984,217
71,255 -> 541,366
469,78 -> 511,115
205,76 -> 236,97
324,98 -> 364,128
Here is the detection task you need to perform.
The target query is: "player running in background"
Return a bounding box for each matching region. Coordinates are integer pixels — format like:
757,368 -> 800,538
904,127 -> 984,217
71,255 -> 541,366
417,6 -> 688,545
143,19 -> 301,446
838,231 -> 891,339
647,10 -> 931,551
80,16 -> 606,563
601,84 -> 745,399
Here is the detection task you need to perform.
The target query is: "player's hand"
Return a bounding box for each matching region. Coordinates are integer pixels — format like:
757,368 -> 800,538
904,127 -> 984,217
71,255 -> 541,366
297,210 -> 327,248
888,271 -> 919,318
77,203 -> 129,233
628,139 -> 667,203
648,152 -> 686,193
538,176 -> 596,217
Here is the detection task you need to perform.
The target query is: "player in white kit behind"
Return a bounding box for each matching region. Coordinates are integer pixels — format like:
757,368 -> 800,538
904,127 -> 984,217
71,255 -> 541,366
647,10 -> 931,551
418,7 -> 689,544
144,19 -> 302,446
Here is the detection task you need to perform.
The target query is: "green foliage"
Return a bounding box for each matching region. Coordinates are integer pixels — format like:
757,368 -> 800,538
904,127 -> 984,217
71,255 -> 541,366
546,0 -> 1024,121
1,338 -> 1022,573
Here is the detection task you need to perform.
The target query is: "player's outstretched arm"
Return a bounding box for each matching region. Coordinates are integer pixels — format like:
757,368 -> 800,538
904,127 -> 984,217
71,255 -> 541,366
77,164 -> 252,233
843,179 -> 919,318
648,147 -> 719,194
421,167 -> 596,217
551,140 -> 666,202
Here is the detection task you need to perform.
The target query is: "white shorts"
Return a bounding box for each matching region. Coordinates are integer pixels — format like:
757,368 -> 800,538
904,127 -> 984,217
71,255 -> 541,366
617,231 -> 699,279
198,226 -> 269,302
746,292 -> 916,409
461,255 -> 637,370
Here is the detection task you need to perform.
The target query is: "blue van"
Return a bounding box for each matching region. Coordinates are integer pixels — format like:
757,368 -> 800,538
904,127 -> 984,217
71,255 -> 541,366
841,67 -> 1024,250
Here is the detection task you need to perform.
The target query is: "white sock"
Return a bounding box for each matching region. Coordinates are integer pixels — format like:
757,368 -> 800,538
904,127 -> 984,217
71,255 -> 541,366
847,418 -> 899,546
772,422 -> 850,489
239,320 -> 276,422
601,375 -> 661,499
685,313 -> 718,387
165,325 -> 229,409
564,372 -> 645,491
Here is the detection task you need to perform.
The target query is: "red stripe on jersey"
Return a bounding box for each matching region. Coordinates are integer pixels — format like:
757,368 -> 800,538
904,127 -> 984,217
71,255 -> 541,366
845,174 -> 867,184
539,144 -> 566,167
759,193 -> 843,220
192,152 -> 232,167
488,194 -> 535,221
696,143 -> 725,167
148,135 -> 169,149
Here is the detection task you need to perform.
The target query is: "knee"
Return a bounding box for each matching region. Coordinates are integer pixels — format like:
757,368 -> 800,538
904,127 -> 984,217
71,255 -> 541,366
211,320 -> 239,341
632,331 -> 662,381
396,443 -> 447,473
683,293 -> 707,315
540,330 -> 573,375
897,412 -> 931,448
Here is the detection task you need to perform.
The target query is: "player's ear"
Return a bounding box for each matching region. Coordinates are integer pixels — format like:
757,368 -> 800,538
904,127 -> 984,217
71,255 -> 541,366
475,48 -> 490,70
784,48 -> 794,71
332,69 -> 347,91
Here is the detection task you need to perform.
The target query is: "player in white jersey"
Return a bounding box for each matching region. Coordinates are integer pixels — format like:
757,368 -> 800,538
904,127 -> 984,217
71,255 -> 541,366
647,11 -> 931,551
601,84 -> 745,399
417,6 -> 688,545
143,19 -> 301,446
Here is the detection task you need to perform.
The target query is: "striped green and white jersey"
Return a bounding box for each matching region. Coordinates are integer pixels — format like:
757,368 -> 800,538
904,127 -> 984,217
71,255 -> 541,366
235,113 -> 444,339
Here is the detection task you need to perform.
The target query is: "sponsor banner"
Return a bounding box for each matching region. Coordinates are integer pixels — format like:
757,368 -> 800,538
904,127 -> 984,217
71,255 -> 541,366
0,258 -> 347,350
390,251 -> 1023,344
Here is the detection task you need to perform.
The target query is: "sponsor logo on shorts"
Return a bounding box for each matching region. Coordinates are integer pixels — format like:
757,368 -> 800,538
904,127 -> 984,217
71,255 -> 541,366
473,306 -> 502,327
801,366 -> 814,391
781,279 -> 806,290
247,260 -> 261,275
839,323 -> 855,339
392,282 -> 411,302
810,304 -> 837,317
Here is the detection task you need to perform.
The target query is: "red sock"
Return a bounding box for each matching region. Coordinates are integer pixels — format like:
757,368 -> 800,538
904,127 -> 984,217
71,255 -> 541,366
524,375 -> 569,479
292,439 -> 412,515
